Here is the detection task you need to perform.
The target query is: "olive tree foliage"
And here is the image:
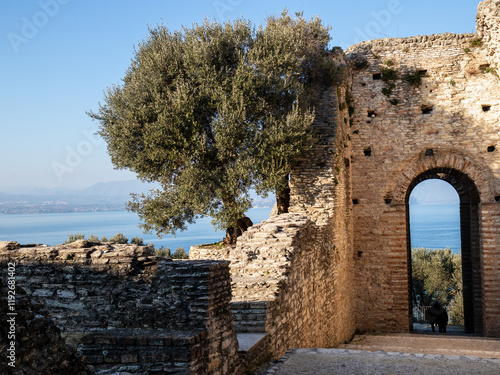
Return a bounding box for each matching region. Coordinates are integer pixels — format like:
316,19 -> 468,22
249,12 -> 339,212
88,11 -> 338,241
412,248 -> 463,324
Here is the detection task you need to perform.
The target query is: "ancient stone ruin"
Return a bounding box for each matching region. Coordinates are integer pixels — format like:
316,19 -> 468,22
1,1 -> 499,374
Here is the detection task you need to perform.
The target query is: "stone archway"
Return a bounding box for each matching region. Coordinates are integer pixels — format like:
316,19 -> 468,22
405,167 -> 482,334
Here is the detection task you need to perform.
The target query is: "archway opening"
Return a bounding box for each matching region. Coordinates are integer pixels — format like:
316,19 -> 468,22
409,179 -> 463,333
405,168 -> 482,335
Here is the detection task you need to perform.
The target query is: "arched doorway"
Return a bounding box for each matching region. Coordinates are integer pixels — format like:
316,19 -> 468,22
408,179 -> 462,331
405,168 -> 482,334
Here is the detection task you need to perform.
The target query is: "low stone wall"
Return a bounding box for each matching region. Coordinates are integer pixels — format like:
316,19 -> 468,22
0,241 -> 241,374
0,275 -> 94,375
80,329 -> 208,374
230,301 -> 267,333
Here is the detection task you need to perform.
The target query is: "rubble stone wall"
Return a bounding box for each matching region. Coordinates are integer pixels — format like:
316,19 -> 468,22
0,242 -> 241,374
477,0 -> 500,69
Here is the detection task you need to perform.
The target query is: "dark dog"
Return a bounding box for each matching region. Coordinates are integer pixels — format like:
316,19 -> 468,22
425,302 -> 448,333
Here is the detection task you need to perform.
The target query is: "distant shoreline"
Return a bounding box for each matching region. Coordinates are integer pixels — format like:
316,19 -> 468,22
0,204 -> 127,215
0,203 -> 273,215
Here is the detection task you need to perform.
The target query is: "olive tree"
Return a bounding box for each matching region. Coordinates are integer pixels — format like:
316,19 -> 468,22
412,248 -> 464,324
89,11 -> 337,243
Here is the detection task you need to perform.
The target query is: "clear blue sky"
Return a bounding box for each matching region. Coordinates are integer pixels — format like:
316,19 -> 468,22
0,0 -> 479,189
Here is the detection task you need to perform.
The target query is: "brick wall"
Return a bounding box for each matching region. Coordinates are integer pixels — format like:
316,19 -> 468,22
347,4 -> 500,336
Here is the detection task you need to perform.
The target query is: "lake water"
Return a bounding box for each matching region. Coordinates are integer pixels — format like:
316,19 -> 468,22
410,204 -> 461,253
0,204 -> 461,253
0,208 -> 272,251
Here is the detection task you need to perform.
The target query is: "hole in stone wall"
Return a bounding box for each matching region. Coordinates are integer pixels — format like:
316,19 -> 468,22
488,146 -> 496,152
344,157 -> 350,167
364,147 -> 372,157
421,105 -> 434,114
482,105 -> 491,112
368,110 -> 376,117
352,199 -> 359,205
495,196 -> 500,202
357,251 -> 363,258
425,149 -> 434,157
373,73 -> 382,80
480,63 -> 490,72
385,198 -> 392,204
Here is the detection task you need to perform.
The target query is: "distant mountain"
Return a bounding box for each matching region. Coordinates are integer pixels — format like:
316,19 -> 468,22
0,185 -> 76,196
81,180 -> 156,198
0,180 -> 156,214
0,180 -> 155,199
0,180 -> 273,213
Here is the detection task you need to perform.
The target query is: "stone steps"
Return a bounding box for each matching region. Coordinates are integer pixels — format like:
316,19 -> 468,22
231,276 -> 280,302
231,301 -> 269,333
79,329 -> 206,374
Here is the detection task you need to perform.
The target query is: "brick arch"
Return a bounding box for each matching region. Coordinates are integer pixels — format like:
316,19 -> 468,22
379,149 -> 495,334
404,167 -> 483,334
383,149 -> 497,205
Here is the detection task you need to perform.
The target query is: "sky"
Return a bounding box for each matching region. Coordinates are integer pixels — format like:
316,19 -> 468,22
410,179 -> 459,205
0,0 -> 480,190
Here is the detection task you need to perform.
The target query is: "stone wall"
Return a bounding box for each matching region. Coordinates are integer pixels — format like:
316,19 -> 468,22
192,213 -> 356,360
346,2 -> 500,336
0,275 -> 93,375
289,47 -> 353,226
0,241 -> 241,374
477,0 -> 500,69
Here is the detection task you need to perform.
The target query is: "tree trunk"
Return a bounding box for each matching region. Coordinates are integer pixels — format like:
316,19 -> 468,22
276,175 -> 291,214
224,217 -> 253,245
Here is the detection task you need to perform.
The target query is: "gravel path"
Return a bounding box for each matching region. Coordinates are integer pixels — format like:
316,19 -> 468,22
265,333 -> 500,374
266,348 -> 500,374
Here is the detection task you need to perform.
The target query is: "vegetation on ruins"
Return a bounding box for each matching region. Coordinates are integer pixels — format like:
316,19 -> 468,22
485,65 -> 499,79
380,67 -> 398,82
64,233 -> 189,259
153,246 -> 189,259
404,70 -> 427,87
64,233 -> 85,244
411,248 -> 464,325
469,38 -> 483,47
89,11 -> 339,243
109,232 -> 128,244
